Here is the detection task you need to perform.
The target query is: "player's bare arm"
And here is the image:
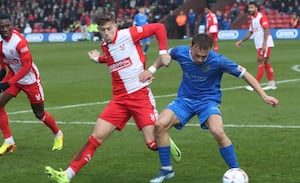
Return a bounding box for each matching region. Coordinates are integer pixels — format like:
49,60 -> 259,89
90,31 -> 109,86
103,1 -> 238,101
243,72 -> 279,107
235,31 -> 252,47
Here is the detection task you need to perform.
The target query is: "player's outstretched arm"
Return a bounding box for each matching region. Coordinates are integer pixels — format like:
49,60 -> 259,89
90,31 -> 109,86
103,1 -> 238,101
139,54 -> 172,83
235,31 -> 252,47
243,72 -> 279,107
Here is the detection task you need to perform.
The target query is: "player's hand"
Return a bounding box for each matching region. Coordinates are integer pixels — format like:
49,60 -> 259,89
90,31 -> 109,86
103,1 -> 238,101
235,40 -> 242,47
139,70 -> 154,83
263,95 -> 279,107
88,50 -> 100,62
159,54 -> 172,66
0,82 -> 9,93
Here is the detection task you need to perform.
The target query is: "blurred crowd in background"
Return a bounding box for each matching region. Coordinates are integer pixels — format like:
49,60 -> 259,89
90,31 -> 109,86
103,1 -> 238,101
0,0 -> 299,38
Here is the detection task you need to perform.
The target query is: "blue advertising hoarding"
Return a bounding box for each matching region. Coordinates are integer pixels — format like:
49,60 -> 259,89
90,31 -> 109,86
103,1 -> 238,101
23,29 -> 300,43
218,29 -> 300,40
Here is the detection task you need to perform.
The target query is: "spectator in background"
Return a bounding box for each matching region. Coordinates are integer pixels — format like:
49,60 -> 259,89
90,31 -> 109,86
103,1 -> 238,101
187,8 -> 197,39
216,10 -> 224,30
23,23 -> 32,33
166,10 -> 177,39
176,10 -> 187,39
290,13 -> 299,28
278,2 -> 288,14
230,3 -> 240,22
204,7 -> 219,52
79,11 -> 91,41
152,4 -> 163,23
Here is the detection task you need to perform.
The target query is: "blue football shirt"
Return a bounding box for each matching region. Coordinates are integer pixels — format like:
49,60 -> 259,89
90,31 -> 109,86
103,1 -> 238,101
169,46 -> 246,103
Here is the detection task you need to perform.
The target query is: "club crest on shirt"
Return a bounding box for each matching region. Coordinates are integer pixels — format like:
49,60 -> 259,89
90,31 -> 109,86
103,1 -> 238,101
119,44 -> 125,50
201,64 -> 210,72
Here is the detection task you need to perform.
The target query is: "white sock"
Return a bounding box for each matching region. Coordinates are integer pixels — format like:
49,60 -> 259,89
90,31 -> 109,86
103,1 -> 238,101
161,166 -> 173,171
269,80 -> 276,86
66,167 -> 76,180
4,136 -> 15,145
55,130 -> 62,137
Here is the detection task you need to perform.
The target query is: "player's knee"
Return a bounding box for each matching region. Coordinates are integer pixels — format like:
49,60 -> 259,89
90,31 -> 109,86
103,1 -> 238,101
146,141 -> 157,151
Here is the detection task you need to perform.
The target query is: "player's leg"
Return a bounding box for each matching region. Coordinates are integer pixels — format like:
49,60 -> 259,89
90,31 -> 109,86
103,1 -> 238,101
206,114 -> 239,168
149,109 -> 178,183
0,90 -> 17,155
31,102 -> 64,150
256,49 -> 267,83
0,107 -> 16,155
212,33 -> 219,52
143,38 -> 151,54
45,118 -> 117,183
262,48 -> 276,90
45,100 -> 129,182
23,81 -> 63,150
246,49 -> 265,91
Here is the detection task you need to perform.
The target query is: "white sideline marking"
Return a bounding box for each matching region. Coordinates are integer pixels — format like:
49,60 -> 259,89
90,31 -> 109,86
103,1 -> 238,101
7,78 -> 300,130
7,78 -> 300,115
9,120 -> 300,129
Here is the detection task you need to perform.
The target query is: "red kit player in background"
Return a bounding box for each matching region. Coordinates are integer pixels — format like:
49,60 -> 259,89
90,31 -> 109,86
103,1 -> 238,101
45,12 -> 181,183
0,12 -> 64,155
235,2 -> 276,91
204,7 -> 219,52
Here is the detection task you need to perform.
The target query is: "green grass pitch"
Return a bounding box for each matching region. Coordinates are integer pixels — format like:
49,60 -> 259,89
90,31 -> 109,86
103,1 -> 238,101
0,39 -> 299,183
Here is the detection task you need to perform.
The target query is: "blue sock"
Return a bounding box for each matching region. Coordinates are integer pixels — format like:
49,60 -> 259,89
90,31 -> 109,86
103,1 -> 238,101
219,144 -> 239,168
143,45 -> 149,53
158,146 -> 171,167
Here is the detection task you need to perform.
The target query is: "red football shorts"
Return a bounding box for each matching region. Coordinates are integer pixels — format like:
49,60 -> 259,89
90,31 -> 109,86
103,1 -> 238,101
257,47 -> 272,58
99,87 -> 158,131
4,80 -> 44,104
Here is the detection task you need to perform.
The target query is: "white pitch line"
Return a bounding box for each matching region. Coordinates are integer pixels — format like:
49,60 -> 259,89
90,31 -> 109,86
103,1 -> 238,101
7,78 -> 300,116
9,120 -> 300,129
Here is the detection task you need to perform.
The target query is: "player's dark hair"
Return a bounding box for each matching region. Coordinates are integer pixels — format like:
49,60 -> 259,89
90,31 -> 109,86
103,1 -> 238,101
248,2 -> 258,8
0,12 -> 10,20
94,12 -> 116,26
192,33 -> 213,50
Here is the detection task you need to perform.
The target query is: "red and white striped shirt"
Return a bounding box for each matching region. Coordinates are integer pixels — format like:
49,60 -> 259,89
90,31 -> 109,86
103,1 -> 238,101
0,29 -> 39,85
98,23 -> 167,96
249,12 -> 274,49
206,11 -> 218,33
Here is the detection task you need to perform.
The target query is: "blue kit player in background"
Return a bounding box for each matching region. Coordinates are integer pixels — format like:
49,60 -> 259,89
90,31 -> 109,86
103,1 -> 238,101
145,33 -> 279,183
133,7 -> 151,55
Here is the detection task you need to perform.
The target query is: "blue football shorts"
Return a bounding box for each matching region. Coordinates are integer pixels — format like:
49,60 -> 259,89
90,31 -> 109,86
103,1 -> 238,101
167,97 -> 221,130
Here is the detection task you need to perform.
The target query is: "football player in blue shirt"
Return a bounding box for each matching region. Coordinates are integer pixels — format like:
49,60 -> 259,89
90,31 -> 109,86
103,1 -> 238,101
143,33 -> 279,183
133,6 -> 151,54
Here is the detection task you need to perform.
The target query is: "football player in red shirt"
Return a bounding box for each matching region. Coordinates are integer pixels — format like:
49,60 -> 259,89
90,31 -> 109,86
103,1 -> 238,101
0,12 -> 64,155
45,12 -> 181,183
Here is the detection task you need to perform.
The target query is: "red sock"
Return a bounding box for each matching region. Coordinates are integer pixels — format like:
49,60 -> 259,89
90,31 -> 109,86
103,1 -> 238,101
0,108 -> 11,138
256,64 -> 265,82
265,63 -> 275,81
70,136 -> 101,173
146,141 -> 157,151
214,41 -> 219,52
41,111 -> 59,134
